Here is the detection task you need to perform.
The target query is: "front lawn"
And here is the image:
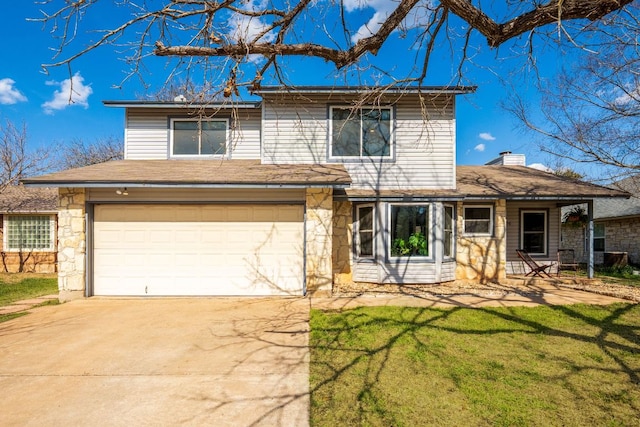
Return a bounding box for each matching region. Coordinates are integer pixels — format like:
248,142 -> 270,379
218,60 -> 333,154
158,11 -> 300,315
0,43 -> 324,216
310,304 -> 640,426
0,273 -> 58,306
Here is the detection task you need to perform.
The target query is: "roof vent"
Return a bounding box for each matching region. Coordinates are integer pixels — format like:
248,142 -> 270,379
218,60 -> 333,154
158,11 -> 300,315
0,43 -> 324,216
174,94 -> 187,103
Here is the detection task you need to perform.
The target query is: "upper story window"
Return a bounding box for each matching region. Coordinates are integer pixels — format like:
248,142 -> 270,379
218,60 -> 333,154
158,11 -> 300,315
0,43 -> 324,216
4,215 -> 55,252
463,205 -> 493,236
171,118 -> 228,157
330,107 -> 392,159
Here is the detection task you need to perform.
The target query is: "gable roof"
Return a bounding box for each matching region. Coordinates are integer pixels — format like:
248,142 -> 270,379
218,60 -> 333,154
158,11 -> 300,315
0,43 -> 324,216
22,160 -> 352,188
0,186 -> 58,213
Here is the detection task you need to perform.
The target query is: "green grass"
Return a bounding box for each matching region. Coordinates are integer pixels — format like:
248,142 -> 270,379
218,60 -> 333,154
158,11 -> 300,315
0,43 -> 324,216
596,265 -> 640,288
310,304 -> 640,427
0,273 -> 58,306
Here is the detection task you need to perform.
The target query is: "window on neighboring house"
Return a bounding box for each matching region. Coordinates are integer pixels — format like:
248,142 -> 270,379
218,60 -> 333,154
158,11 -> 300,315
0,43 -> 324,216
593,223 -> 605,252
171,118 -> 227,156
390,205 -> 430,257
356,205 -> 374,258
443,204 -> 455,258
4,215 -> 55,252
521,210 -> 547,256
330,107 -> 392,159
463,205 -> 493,235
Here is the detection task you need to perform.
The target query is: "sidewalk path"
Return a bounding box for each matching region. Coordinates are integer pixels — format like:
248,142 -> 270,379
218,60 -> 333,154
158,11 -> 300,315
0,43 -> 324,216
0,294 -> 58,315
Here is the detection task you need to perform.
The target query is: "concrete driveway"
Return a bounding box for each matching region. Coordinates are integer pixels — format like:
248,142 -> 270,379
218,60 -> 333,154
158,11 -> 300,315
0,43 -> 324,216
0,298 -> 310,427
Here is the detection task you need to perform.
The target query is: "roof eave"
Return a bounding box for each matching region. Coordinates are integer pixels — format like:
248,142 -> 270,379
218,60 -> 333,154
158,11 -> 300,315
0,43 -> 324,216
23,181 -> 350,189
102,101 -> 261,109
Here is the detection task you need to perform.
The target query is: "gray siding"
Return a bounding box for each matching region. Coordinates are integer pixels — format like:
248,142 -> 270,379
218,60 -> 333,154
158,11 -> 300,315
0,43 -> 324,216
124,108 -> 261,160
261,94 -> 456,190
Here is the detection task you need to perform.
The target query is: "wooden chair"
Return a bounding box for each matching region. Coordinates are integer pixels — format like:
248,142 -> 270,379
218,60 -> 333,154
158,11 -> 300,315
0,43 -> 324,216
516,249 -> 553,278
557,249 -> 580,276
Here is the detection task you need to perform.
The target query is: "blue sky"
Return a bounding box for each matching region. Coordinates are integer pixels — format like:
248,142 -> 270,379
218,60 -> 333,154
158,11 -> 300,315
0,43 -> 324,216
1,1 -> 567,170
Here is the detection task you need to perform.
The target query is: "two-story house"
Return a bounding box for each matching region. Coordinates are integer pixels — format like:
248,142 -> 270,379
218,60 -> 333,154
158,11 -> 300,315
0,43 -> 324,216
25,86 -> 629,300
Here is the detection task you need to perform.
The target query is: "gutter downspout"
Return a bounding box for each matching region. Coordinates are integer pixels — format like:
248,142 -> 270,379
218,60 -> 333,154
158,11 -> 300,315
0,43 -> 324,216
587,200 -> 594,279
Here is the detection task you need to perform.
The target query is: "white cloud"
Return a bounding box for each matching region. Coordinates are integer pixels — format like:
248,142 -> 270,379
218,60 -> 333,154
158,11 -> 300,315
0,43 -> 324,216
42,72 -> 92,114
528,163 -> 553,173
347,0 -> 428,43
227,0 -> 276,44
474,143 -> 485,152
0,78 -> 27,104
479,132 -> 496,141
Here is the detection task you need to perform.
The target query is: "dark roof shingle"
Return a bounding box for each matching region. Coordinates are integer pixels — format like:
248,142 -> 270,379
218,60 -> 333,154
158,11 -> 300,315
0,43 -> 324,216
0,186 -> 58,212
23,160 -> 352,187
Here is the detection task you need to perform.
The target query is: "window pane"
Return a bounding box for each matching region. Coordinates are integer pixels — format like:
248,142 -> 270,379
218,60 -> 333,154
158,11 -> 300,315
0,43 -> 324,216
523,212 -> 545,232
444,205 -> 454,257
173,121 -> 199,155
523,234 -> 545,254
391,205 -> 429,257
362,109 -> 391,156
464,207 -> 491,234
201,121 -> 227,155
7,216 -> 51,250
358,206 -> 374,257
594,223 -> 605,238
332,109 -> 361,156
522,212 -> 546,254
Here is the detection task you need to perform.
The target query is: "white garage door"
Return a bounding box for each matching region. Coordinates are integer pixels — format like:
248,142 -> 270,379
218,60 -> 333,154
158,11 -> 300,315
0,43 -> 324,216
93,204 -> 304,296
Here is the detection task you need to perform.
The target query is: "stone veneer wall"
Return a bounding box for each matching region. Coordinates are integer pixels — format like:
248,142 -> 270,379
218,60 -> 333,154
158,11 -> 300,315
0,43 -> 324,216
455,200 -> 507,282
305,188 -> 333,295
562,217 -> 640,265
332,200 -> 353,285
58,188 -> 86,301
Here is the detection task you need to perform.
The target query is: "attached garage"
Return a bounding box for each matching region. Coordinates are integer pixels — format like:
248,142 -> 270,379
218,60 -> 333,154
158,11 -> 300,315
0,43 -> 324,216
92,204 -> 305,296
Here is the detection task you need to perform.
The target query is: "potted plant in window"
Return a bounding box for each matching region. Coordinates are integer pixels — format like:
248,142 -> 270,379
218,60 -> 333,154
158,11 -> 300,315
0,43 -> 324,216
392,232 -> 428,256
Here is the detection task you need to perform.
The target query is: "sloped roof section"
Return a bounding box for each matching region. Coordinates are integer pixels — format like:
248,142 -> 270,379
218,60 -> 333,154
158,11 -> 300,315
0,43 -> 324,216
0,186 -> 58,213
23,160 -> 352,188
593,174 -> 640,220
345,166 -> 630,200
456,166 -> 629,199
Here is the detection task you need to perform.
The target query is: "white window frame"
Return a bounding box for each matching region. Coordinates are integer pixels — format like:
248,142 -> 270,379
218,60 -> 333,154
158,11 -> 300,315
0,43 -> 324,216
170,117 -> 229,158
388,203 -> 432,259
355,204 -> 375,259
443,204 -> 455,259
329,106 -> 393,160
3,214 -> 56,252
520,210 -> 548,256
463,205 -> 494,236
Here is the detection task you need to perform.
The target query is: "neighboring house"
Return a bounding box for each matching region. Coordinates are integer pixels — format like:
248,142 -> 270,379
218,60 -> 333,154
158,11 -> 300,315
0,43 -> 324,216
562,175 -> 640,266
0,186 -> 58,273
24,87 -> 629,300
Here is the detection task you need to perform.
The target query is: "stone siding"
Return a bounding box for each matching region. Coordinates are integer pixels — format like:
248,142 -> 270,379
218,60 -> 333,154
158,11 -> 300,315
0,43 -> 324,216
455,200 -> 507,282
58,188 -> 86,301
305,188 -> 333,295
332,200 -> 353,285
562,217 -> 640,265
